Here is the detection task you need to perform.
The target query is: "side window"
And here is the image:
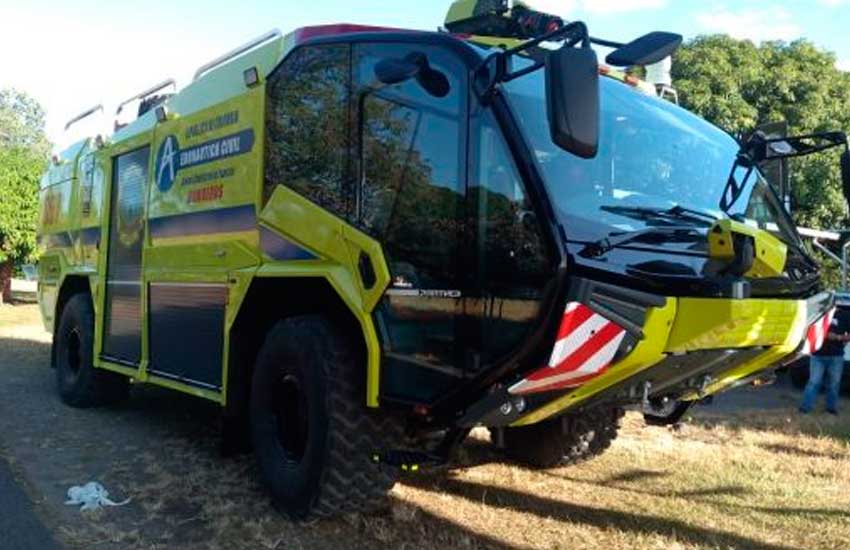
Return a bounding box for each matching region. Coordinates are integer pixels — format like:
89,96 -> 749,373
109,147 -> 148,279
474,112 -> 549,285
354,42 -> 467,397
355,43 -> 464,288
265,44 -> 351,216
473,111 -> 552,363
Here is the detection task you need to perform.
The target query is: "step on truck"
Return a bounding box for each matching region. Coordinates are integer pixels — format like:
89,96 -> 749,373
38,0 -> 850,518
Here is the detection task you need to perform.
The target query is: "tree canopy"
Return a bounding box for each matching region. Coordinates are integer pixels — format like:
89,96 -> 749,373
672,35 -> 850,230
0,88 -> 48,267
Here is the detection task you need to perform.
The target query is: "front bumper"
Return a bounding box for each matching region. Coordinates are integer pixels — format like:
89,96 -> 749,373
506,286 -> 834,427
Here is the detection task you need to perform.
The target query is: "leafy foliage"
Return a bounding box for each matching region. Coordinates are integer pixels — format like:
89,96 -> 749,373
0,88 -> 48,266
673,36 -> 850,231
0,89 -> 50,157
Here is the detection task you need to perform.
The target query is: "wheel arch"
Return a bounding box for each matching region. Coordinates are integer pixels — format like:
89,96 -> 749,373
224,275 -> 377,425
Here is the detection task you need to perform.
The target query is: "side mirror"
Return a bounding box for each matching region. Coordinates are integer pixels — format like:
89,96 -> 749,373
374,52 -> 450,98
841,148 -> 850,209
545,46 -> 599,159
606,32 -> 683,67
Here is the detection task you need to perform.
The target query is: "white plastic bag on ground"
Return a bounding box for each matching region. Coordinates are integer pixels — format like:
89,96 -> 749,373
65,481 -> 131,511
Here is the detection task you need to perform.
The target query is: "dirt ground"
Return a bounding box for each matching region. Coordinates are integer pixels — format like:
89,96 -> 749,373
1,302 -> 849,550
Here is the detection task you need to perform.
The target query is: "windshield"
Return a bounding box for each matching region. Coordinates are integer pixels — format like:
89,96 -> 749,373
503,62 -> 801,247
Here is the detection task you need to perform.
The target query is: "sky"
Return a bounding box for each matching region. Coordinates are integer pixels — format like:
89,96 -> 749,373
1,0 -> 848,148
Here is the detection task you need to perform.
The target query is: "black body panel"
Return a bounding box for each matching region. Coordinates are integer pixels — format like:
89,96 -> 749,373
148,283 -> 227,390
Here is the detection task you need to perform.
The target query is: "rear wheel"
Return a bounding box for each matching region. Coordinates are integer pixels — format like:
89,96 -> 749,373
495,407 -> 622,469
250,316 -> 405,519
54,293 -> 130,407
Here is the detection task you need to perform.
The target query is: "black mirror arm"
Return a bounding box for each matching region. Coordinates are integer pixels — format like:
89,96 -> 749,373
472,21 -> 590,100
719,161 -> 754,212
753,132 -> 850,162
502,20 -> 591,56
589,36 -> 624,49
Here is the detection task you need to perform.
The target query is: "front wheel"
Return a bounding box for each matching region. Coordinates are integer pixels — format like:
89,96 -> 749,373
494,407 -> 622,469
250,316 -> 405,519
54,293 -> 130,408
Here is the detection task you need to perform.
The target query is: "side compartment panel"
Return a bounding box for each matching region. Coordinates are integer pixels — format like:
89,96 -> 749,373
148,283 -> 227,389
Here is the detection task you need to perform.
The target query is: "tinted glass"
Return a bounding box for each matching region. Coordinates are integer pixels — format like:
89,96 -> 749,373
108,148 -> 147,281
356,43 -> 464,287
505,60 -> 800,246
103,146 -> 149,364
473,111 -> 549,285
354,42 -> 466,397
265,44 -> 351,216
471,110 -> 551,363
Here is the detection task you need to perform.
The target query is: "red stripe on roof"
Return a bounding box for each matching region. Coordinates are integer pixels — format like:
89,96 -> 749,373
294,24 -> 415,45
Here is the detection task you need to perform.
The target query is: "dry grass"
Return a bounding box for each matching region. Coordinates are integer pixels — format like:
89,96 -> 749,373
1,303 -> 849,550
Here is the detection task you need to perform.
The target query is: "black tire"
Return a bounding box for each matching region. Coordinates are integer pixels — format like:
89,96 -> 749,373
54,293 -> 130,407
496,407 -> 622,469
573,407 -> 622,464
250,316 -> 405,519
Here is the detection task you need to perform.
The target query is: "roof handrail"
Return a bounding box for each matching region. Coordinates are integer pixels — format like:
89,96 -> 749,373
115,78 -> 177,115
64,104 -> 104,132
193,29 -> 282,82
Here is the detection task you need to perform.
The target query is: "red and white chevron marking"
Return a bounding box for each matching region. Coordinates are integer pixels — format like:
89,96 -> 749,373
801,307 -> 837,355
509,302 -> 626,395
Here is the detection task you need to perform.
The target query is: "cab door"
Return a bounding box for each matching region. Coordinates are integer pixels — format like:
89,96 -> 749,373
467,107 -> 557,372
101,144 -> 149,365
353,41 -> 469,405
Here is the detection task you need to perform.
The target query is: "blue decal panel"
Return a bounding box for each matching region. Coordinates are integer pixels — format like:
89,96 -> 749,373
79,226 -> 101,247
155,129 -> 255,192
259,226 -> 317,261
149,204 -> 257,240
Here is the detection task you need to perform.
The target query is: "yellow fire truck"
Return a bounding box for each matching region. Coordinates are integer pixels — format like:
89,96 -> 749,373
38,0 -> 850,518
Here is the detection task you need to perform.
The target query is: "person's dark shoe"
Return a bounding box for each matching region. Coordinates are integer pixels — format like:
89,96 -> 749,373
799,407 -> 811,414
827,409 -> 839,416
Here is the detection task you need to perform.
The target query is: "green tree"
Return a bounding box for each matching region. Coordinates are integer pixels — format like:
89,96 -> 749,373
0,88 -> 48,304
0,89 -> 50,157
672,36 -> 850,232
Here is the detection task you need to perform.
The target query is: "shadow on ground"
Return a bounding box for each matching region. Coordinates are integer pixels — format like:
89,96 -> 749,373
402,474 -> 797,550
0,333 -> 519,549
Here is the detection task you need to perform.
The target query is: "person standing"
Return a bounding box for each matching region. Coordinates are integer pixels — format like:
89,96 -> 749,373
800,313 -> 849,415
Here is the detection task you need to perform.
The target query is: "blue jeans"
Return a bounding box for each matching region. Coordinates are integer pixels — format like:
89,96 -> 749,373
801,355 -> 844,413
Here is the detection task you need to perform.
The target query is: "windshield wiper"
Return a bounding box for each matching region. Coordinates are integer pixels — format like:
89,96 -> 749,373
580,226 -> 704,259
600,205 -> 719,226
